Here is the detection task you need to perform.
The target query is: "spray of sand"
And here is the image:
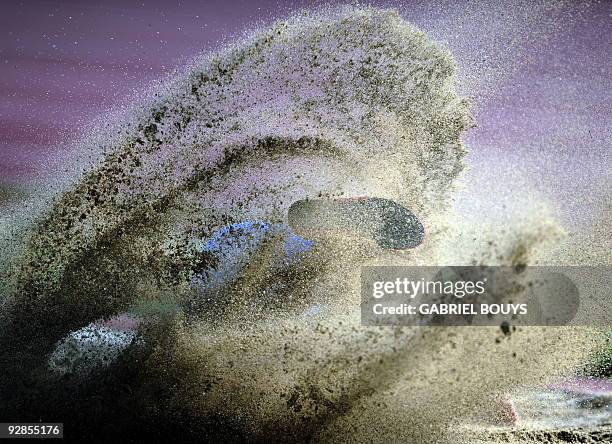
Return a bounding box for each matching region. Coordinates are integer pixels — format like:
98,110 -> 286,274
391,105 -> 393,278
0,6 -> 604,443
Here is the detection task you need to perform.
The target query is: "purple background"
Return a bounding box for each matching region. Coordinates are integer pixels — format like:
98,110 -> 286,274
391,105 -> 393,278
1,0 -> 610,226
